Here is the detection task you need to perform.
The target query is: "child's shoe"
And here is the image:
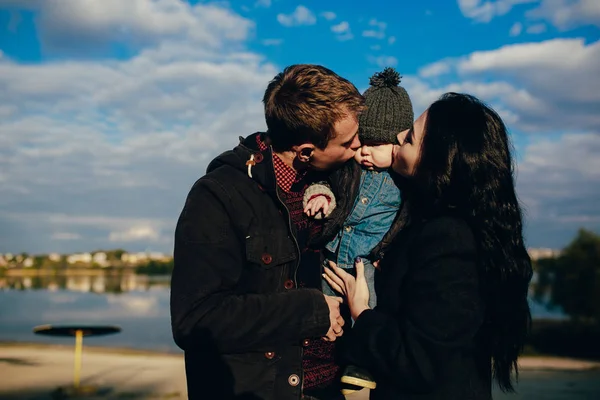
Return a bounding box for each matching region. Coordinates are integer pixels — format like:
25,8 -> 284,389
340,382 -> 364,395
340,364 -> 376,390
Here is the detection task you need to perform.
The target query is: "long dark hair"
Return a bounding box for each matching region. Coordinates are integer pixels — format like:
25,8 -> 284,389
406,93 -> 533,392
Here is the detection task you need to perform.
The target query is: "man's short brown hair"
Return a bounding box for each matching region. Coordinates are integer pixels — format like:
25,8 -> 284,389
262,64 -> 365,151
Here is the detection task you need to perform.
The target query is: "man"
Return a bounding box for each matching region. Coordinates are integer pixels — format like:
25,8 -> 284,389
170,64 -> 364,400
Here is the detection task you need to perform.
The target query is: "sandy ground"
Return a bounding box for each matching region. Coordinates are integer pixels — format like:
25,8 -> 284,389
0,343 -> 598,399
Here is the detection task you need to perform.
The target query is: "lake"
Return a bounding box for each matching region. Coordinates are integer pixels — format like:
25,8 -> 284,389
0,273 -> 179,353
0,273 -> 565,353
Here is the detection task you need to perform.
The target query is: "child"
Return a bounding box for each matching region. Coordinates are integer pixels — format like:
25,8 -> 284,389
303,67 -> 414,395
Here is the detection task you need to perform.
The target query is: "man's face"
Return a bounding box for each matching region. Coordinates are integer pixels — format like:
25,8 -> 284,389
309,114 -> 360,171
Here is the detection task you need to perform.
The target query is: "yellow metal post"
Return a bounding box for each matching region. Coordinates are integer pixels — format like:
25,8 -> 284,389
73,329 -> 83,389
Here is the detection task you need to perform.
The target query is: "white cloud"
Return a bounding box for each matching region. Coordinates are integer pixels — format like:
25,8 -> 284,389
368,18 -> 387,30
362,18 -> 387,39
399,36 -> 600,247
0,0 -> 41,8
109,226 -> 161,242
363,30 -> 385,39
510,21 -> 523,36
255,0 -> 271,8
419,61 -> 452,77
519,133 -> 600,178
336,33 -> 354,41
363,30 -> 383,39
332,21 -> 350,33
458,0 -> 537,22
262,38 -> 283,46
526,23 -> 547,33
331,21 -> 353,41
321,11 -> 336,20
414,38 -> 600,133
516,133 -> 600,245
52,232 -> 81,241
368,55 -> 398,68
388,36 -> 396,45
22,0 -> 255,53
459,0 -> 600,30
0,1 -> 279,254
527,0 -> 600,30
277,5 -> 316,27
404,68 -> 600,247
371,45 -> 382,51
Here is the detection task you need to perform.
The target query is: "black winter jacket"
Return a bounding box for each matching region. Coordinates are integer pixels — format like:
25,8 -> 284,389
345,216 -> 492,399
170,133 -> 332,400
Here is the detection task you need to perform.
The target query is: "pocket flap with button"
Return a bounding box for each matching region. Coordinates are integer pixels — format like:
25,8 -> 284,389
245,232 -> 296,269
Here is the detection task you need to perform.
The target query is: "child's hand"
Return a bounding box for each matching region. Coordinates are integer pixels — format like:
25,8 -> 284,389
304,195 -> 330,218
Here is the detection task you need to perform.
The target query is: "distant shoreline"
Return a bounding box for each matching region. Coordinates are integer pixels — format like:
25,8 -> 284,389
4,269 -> 132,276
2,269 -> 169,277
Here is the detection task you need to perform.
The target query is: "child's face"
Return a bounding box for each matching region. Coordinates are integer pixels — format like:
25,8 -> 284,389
354,142 -> 394,170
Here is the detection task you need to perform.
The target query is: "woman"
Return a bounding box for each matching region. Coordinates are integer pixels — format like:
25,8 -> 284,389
324,93 -> 533,399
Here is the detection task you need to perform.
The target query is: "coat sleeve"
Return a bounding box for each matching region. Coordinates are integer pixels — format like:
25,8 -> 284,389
344,218 -> 485,391
170,177 -> 331,353
303,181 -> 337,219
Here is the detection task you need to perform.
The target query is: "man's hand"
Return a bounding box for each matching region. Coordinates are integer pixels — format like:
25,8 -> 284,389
322,295 -> 344,341
304,195 -> 330,218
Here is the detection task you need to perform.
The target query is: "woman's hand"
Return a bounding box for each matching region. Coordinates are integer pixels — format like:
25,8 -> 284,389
323,257 -> 370,321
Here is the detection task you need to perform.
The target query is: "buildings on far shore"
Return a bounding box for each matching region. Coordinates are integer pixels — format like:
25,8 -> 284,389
0,250 -> 172,269
527,248 -> 562,261
1,248 -> 559,269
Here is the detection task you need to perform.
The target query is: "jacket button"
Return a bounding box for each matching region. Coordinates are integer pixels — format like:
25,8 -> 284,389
254,152 -> 264,163
264,351 -> 275,360
361,197 -> 368,204
284,279 -> 295,289
302,339 -> 310,347
288,374 -> 300,387
261,253 -> 273,264
344,226 -> 352,232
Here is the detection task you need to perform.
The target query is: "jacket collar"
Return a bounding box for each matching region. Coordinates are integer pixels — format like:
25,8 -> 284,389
232,132 -> 280,195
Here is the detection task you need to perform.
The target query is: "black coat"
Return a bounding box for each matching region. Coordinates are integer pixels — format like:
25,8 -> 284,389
343,215 -> 493,400
170,133 -> 332,400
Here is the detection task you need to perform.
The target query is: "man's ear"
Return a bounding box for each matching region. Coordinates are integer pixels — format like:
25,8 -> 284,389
293,143 -> 315,163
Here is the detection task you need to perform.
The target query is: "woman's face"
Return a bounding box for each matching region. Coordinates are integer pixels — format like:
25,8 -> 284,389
392,110 -> 427,177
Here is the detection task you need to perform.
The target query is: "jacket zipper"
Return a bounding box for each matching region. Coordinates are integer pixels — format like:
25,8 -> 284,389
273,176 -> 301,287
270,155 -> 304,399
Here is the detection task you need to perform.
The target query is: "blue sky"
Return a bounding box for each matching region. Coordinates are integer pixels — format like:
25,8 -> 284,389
0,0 -> 599,254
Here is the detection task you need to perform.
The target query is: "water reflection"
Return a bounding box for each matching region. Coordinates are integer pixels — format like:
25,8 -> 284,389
0,272 -> 563,354
0,273 -> 178,353
0,273 -> 170,294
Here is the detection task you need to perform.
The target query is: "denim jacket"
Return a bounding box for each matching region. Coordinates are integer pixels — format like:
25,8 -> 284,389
326,168 -> 401,269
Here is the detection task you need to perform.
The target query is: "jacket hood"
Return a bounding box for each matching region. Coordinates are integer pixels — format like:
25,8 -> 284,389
206,132 -> 278,191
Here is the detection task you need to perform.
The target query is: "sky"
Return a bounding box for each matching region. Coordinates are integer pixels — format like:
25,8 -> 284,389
0,0 -> 599,255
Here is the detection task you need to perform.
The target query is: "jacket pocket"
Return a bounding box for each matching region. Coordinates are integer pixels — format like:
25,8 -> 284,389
222,352 -> 280,398
378,175 -> 401,209
245,230 -> 297,269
